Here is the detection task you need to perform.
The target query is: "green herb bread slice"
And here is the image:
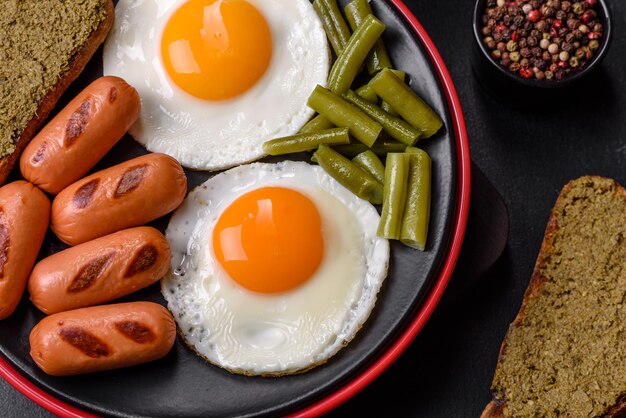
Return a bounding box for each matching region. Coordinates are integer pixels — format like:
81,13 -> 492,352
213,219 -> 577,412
482,176 -> 626,418
0,0 -> 114,185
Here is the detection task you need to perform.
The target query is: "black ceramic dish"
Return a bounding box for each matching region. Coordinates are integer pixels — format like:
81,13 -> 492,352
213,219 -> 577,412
472,0 -> 613,98
0,1 -> 460,417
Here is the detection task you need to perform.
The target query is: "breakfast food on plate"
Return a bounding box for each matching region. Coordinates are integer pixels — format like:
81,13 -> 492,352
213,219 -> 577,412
398,148 -> 431,250
0,181 -> 50,320
369,69 -> 443,139
274,141 -> 433,250
162,161 -> 389,375
308,85 -> 384,148
370,146 -> 431,250
482,176 -> 626,418
51,153 -> 187,246
0,0 -> 114,185
30,302 -> 176,376
326,14 -> 386,95
29,227 -> 171,315
20,77 -> 141,194
266,0 -> 443,251
11,0 -> 440,381
352,150 -> 385,183
313,144 -> 383,204
102,0 -> 330,171
343,0 -> 392,75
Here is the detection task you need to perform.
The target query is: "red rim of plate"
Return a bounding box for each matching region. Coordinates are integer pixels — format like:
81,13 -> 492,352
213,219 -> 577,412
0,1 -> 470,417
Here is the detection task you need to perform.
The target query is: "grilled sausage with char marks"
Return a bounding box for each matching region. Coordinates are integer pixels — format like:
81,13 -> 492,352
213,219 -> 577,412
20,76 -> 141,194
0,181 -> 50,320
51,153 -> 187,245
29,302 -> 176,376
29,227 -> 171,315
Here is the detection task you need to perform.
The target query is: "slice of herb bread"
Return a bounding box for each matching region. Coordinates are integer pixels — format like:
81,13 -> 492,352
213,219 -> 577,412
482,176 -> 626,418
0,0 -> 114,184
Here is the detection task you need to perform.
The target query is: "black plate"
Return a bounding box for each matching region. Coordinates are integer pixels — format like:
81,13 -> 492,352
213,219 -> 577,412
0,1 -> 457,416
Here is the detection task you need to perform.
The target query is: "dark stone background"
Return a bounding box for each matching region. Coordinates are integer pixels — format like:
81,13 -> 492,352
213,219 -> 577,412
1,0 -> 624,416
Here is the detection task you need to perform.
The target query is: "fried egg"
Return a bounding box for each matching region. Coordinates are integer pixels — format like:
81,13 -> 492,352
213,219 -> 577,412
103,0 -> 329,171
161,162 -> 389,375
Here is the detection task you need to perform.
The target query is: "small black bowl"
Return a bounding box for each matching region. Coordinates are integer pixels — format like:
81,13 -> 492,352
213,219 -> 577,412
472,0 -> 613,99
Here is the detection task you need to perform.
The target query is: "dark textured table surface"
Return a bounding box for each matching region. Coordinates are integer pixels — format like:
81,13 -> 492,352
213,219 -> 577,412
2,0 -> 625,417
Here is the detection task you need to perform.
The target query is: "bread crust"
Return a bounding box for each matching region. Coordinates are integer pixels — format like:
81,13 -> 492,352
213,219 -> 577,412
0,0 -> 114,185
482,176 -> 626,418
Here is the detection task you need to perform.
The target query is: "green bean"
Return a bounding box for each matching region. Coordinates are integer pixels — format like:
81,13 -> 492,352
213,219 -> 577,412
377,153 -> 409,239
343,89 -> 421,146
381,101 -> 397,117
400,147 -> 431,250
314,144 -> 383,204
328,15 -> 385,94
357,72 -> 405,113
369,68 -> 443,138
344,0 -> 392,75
332,140 -> 406,158
300,114 -> 335,134
352,150 -> 385,184
307,85 -> 382,147
355,84 -> 378,103
263,128 -> 350,155
313,0 -> 352,56
381,70 -> 406,117
390,69 -> 406,79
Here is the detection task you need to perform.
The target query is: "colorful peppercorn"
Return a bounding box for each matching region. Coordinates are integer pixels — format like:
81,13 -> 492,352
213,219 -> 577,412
528,10 -> 542,22
520,67 -> 534,78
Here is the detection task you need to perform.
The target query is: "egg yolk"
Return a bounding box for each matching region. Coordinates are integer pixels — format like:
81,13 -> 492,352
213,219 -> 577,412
213,187 -> 324,294
161,0 -> 272,100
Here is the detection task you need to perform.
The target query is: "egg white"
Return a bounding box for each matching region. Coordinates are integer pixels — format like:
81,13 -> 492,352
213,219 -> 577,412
161,162 -> 390,375
103,0 -> 330,171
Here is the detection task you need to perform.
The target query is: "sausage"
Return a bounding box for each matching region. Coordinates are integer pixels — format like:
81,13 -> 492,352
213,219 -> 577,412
29,302 -> 176,376
28,227 -> 171,315
51,153 -> 187,246
20,76 -> 141,194
0,181 -> 50,320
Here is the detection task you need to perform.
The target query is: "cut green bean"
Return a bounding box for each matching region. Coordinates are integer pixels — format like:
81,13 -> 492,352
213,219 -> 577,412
355,84 -> 378,103
313,1 -> 340,53
328,15 -> 385,94
300,114 -> 335,134
321,0 -> 352,52
381,101 -> 397,117
307,85 -> 382,147
263,128 -> 350,155
343,89 -> 421,146
369,68 -> 443,138
314,144 -> 383,204
390,69 -> 406,79
377,153 -> 410,239
332,140 -> 406,158
352,150 -> 385,184
357,72 -> 405,113
344,0 -> 392,75
400,147 -> 431,250
313,0 -> 352,56
381,70 -> 406,117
